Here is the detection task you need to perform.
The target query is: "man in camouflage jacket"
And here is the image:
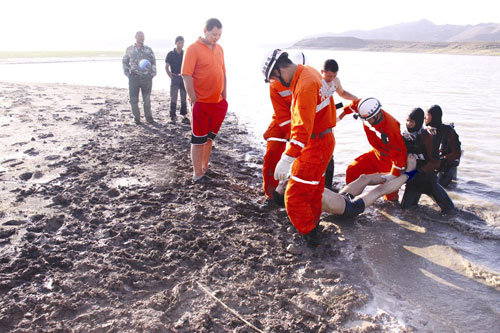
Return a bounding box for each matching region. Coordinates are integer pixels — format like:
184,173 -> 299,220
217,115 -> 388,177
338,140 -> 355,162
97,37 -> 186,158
122,31 -> 157,124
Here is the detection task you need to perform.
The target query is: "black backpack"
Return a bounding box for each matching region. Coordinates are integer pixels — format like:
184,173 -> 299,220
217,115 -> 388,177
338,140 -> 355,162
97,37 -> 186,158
439,123 -> 462,166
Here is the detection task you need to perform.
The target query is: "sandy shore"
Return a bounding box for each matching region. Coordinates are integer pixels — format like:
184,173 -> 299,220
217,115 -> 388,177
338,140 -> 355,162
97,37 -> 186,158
0,82 -> 388,332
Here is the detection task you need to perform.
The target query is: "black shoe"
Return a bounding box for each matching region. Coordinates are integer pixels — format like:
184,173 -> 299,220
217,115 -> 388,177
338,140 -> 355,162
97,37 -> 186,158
146,117 -> 155,124
193,175 -> 211,185
303,225 -> 322,247
259,198 -> 276,210
272,190 -> 285,208
170,117 -> 177,123
134,118 -> 141,125
181,117 -> 190,125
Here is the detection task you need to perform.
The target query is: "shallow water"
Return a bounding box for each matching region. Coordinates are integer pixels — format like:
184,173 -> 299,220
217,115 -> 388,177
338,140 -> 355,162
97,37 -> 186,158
338,205 -> 500,332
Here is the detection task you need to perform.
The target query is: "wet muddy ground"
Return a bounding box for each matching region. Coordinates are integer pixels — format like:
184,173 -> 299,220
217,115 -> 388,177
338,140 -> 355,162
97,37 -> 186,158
2,82 -> 498,333
0,82 -> 378,332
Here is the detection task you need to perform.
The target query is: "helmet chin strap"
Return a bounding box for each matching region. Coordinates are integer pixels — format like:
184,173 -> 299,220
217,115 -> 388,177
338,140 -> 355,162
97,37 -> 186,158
276,67 -> 291,87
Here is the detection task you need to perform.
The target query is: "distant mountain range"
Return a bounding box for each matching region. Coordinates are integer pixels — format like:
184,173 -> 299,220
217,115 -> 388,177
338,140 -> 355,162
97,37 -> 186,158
293,20 -> 500,55
305,19 -> 500,42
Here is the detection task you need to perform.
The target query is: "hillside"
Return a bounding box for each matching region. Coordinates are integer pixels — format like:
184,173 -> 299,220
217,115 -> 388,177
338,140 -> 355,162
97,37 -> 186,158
294,20 -> 500,56
309,19 -> 500,42
293,37 -> 500,56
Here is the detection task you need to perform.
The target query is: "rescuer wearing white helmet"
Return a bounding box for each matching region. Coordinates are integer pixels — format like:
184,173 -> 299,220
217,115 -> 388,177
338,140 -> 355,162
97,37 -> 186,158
261,48 -> 336,246
260,49 -> 307,209
342,97 -> 407,201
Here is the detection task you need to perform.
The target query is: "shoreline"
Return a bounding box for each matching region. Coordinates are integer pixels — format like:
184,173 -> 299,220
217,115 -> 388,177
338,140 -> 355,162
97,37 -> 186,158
0,81 -> 377,331
2,81 -> 499,331
293,38 -> 500,57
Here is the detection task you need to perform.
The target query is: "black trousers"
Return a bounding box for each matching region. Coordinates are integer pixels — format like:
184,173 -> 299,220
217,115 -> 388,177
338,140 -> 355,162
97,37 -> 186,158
401,172 -> 454,213
438,166 -> 457,188
325,156 -> 334,189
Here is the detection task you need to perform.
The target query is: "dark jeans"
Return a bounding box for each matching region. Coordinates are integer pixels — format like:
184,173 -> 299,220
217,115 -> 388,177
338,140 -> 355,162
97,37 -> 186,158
401,172 -> 455,213
129,75 -> 153,121
170,75 -> 187,118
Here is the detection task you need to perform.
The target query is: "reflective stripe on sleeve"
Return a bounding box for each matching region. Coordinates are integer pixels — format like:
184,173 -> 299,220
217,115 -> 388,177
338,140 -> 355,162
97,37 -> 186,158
267,137 -> 288,143
279,119 -> 291,127
392,164 -> 404,170
278,90 -> 292,97
290,175 -> 320,185
290,139 -> 305,149
316,98 -> 331,112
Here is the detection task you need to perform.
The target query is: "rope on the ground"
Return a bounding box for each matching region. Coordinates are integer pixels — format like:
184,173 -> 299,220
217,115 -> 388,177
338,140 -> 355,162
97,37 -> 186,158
196,281 -> 264,333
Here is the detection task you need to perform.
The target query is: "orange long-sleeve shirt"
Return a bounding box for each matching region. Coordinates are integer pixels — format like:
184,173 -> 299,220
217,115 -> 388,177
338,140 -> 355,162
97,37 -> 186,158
363,110 -> 407,174
286,65 -> 336,158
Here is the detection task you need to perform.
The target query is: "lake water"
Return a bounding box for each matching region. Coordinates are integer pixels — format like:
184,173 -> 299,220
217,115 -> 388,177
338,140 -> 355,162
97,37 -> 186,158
2,48 -> 500,331
2,48 -> 500,209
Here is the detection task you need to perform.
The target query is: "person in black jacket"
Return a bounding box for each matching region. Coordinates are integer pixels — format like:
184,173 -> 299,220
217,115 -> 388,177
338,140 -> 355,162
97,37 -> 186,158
401,107 -> 455,214
426,105 -> 462,187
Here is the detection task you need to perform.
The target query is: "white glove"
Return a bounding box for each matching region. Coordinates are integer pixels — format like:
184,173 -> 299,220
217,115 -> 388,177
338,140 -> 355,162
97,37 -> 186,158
274,154 -> 296,181
381,174 -> 396,182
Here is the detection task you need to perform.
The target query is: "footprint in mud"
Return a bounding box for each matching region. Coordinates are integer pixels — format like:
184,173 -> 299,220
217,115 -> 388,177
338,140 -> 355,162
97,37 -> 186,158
23,147 -> 38,156
19,172 -> 33,181
44,215 -> 64,233
38,133 -> 54,139
3,220 -> 27,226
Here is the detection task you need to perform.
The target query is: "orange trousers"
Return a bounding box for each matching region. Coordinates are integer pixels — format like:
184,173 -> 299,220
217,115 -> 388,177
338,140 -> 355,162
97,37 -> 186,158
262,121 -> 288,198
346,149 -> 398,201
285,133 -> 335,234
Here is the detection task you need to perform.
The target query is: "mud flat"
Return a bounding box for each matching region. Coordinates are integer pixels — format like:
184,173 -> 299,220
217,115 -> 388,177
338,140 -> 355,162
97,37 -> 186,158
0,82 -> 378,332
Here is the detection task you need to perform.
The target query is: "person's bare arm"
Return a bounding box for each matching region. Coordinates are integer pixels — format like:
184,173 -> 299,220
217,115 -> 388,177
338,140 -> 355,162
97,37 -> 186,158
165,63 -> 173,79
182,75 -> 197,104
222,72 -> 227,100
335,78 -> 358,101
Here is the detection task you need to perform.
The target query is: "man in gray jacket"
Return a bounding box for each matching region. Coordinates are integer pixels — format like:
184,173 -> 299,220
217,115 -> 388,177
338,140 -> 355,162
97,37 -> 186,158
122,31 -> 157,124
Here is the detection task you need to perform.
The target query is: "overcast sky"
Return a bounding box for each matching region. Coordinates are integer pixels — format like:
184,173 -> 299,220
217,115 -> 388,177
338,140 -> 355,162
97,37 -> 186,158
2,0 -> 500,51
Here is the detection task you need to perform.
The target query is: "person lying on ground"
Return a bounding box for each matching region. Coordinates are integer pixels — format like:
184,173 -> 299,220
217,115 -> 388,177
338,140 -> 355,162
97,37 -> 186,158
303,155 -> 417,246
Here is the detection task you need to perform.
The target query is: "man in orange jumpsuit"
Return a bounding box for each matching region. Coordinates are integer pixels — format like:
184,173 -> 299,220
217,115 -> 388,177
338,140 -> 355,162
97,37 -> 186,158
343,98 -> 407,201
262,79 -> 292,207
262,49 -> 337,244
262,52 -> 307,207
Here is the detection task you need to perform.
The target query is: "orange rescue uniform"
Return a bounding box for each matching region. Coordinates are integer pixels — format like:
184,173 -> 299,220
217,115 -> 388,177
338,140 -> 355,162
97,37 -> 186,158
285,65 -> 337,235
181,37 -> 225,103
262,81 -> 292,198
344,101 -> 407,200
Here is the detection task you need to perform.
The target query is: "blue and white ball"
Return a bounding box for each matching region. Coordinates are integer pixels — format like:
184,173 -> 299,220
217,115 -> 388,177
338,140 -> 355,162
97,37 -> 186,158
139,59 -> 151,71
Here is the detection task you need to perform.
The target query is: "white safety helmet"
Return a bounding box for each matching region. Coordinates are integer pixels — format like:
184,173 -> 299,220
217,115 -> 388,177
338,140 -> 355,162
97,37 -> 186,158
290,51 -> 307,65
358,97 -> 382,120
262,49 -> 285,83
